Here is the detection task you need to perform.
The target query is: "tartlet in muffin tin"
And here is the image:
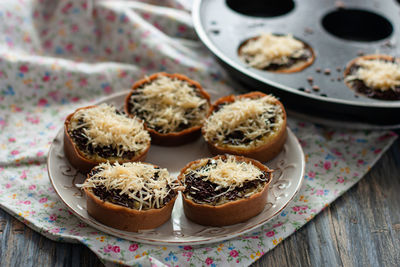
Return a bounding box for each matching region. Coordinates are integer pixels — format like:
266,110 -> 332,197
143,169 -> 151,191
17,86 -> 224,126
344,54 -> 400,100
238,33 -> 315,73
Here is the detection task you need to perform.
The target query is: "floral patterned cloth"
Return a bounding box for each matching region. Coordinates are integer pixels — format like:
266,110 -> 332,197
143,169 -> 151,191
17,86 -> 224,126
0,0 -> 397,266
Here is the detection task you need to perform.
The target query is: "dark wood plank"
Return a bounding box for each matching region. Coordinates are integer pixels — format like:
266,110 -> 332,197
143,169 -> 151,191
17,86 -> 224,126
0,209 -> 104,267
253,138 -> 400,267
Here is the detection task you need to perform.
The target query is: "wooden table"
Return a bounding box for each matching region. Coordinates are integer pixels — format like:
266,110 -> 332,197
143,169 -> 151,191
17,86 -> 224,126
0,139 -> 398,266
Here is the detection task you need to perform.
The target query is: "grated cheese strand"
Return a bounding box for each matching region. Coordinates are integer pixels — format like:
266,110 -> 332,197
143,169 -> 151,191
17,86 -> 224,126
129,75 -> 209,133
81,162 -> 179,210
69,104 -> 150,155
203,95 -> 284,148
345,58 -> 400,91
240,33 -> 307,69
186,156 -> 264,188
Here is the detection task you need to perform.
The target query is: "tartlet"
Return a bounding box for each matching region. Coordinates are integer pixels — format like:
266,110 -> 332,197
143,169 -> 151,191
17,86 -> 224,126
238,33 -> 315,73
344,54 -> 400,100
124,72 -> 211,146
64,103 -> 151,173
178,155 -> 273,226
202,92 -> 287,162
81,162 -> 180,232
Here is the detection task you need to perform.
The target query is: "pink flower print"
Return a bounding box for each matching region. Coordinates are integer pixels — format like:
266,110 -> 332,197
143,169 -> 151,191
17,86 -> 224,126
183,246 -> 192,250
79,78 -> 88,87
301,206 -> 308,210
323,161 -> 331,170
8,137 -> 16,142
273,222 -> 283,228
266,231 -> 275,237
292,206 -> 300,212
49,214 -> 57,222
42,75 -> 50,82
178,25 -> 187,33
19,65 -> 29,73
141,30 -> 150,38
230,250 -> 239,257
374,149 -> 382,154
105,47 -> 112,54
113,246 -> 120,253
29,185 -> 36,190
142,13 -> 150,19
5,184 -> 11,189
65,43 -> 74,52
51,228 -> 60,233
71,24 -> 79,33
39,197 -> 48,203
129,243 -> 138,252
11,150 -> 19,155
37,151 -> 44,157
337,177 -> 345,183
205,258 -> 213,265
62,3 -> 73,13
71,97 -> 80,102
20,170 -> 27,179
316,189 -> 324,196
332,148 -> 342,156
38,98 -> 48,106
44,40 -> 52,49
24,201 -> 31,205
27,116 -> 40,124
106,12 -> 116,22
103,85 -> 112,94
308,171 -> 316,178
104,244 -> 113,253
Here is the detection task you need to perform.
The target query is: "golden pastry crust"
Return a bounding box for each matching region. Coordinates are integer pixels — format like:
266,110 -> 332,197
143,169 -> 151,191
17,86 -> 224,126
84,188 -> 177,232
238,34 -> 315,73
83,162 -> 178,232
124,72 -> 211,146
178,155 -> 273,226
202,92 -> 287,162
64,105 -> 150,174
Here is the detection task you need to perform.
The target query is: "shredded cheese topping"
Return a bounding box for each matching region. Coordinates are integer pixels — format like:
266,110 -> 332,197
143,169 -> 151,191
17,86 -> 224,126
82,162 -> 179,210
128,75 -> 209,133
187,156 -> 264,188
203,95 -> 284,148
69,103 -> 150,158
183,156 -> 269,203
345,58 -> 400,91
239,33 -> 308,69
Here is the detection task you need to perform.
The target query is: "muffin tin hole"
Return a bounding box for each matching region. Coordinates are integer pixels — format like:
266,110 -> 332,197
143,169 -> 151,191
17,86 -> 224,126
321,9 -> 393,42
226,0 -> 295,17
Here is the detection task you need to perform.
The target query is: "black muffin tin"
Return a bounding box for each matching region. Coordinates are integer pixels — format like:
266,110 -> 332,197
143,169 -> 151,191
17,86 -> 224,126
193,0 -> 400,126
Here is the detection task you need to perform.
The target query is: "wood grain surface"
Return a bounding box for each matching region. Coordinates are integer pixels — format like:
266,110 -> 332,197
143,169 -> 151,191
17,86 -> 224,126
0,139 -> 398,267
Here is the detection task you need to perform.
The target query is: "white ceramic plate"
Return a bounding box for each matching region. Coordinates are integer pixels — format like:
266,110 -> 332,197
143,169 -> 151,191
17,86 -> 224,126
47,91 -> 305,245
